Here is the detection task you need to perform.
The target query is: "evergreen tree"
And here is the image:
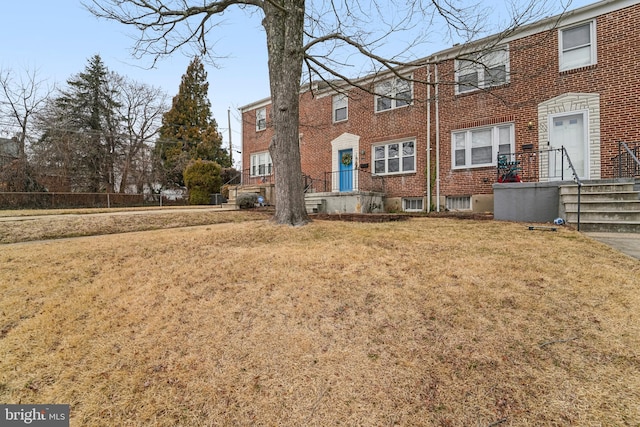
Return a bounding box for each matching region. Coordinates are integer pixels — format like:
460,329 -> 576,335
156,57 -> 229,187
54,54 -> 122,192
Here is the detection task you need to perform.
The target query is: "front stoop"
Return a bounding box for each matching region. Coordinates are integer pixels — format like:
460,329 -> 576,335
560,179 -> 640,232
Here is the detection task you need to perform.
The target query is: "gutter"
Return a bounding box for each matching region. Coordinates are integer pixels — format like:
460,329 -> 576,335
426,64 -> 431,212
435,63 -> 441,212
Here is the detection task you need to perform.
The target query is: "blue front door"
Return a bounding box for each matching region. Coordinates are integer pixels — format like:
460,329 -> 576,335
339,149 -> 353,192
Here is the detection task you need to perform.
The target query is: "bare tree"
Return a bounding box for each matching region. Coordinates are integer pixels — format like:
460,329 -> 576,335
85,0 -> 563,225
0,67 -> 54,191
0,67 -> 54,158
115,76 -> 168,193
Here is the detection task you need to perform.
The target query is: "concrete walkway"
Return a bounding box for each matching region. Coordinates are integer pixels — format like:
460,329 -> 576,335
585,232 -> 640,260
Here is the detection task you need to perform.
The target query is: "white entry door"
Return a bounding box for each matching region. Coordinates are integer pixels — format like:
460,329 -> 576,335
549,112 -> 588,180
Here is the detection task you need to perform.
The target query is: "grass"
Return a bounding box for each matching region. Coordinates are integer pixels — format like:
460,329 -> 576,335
1,211 -> 639,426
0,207 -> 269,244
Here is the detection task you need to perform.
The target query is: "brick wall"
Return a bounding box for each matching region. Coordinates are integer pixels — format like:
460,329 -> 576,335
241,1 -> 640,206
436,2 -> 640,197
243,68 -> 430,199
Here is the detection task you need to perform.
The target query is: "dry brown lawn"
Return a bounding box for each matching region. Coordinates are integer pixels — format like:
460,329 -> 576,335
0,212 -> 639,426
0,208 -> 269,244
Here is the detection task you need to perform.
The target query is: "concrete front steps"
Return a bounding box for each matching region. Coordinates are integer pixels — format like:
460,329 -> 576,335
305,194 -> 326,214
560,179 -> 640,232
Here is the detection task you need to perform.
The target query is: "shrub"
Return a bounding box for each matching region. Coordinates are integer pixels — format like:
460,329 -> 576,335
236,193 -> 258,209
183,160 -> 222,205
221,184 -> 230,200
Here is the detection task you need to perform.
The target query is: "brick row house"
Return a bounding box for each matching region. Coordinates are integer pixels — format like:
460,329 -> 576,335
239,0 -> 640,216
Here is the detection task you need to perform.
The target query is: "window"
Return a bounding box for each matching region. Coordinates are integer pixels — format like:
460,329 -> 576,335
446,196 -> 471,211
452,123 -> 514,169
373,140 -> 416,175
559,21 -> 596,71
250,152 -> 272,176
375,77 -> 412,112
455,48 -> 509,94
403,198 -> 424,212
333,94 -> 348,122
256,107 -> 266,131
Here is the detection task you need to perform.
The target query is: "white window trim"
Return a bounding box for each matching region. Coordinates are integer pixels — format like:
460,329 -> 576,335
333,93 -> 348,123
451,123 -> 515,170
374,76 -> 413,113
559,20 -> 597,72
403,198 -> 424,212
250,151 -> 272,177
446,196 -> 471,211
256,107 -> 267,131
330,133 -> 360,191
455,47 -> 510,95
372,139 -> 417,176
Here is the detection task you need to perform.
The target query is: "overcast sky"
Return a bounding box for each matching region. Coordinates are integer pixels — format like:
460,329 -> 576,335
1,0 -> 593,167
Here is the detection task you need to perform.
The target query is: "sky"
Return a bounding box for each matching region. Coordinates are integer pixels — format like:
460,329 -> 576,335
1,0 -> 594,168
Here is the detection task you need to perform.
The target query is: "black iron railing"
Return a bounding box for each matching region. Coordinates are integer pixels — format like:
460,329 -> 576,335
561,146 -> 583,231
321,168 -> 385,193
496,147 -> 578,182
613,141 -> 640,178
238,168 -> 275,186
229,169 -> 321,195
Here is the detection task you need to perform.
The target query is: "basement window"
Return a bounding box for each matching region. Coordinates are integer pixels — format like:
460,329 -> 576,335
403,198 -> 424,212
446,196 -> 471,211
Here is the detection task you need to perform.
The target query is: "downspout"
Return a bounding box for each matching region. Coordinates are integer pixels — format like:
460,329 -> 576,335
434,62 -> 441,212
426,64 -> 431,212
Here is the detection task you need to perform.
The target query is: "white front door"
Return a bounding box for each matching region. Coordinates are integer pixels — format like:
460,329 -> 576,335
549,112 -> 588,180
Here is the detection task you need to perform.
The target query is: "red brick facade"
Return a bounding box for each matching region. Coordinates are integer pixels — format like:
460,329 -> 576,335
241,0 -> 640,211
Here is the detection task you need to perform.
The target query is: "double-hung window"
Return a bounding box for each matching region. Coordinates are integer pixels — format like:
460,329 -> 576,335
559,21 -> 596,71
333,93 -> 348,122
256,107 -> 267,131
452,124 -> 514,169
375,77 -> 412,112
250,152 -> 272,176
373,140 -> 416,175
455,47 -> 509,94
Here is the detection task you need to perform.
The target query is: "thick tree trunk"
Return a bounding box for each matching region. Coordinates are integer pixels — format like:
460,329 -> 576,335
263,0 -> 310,226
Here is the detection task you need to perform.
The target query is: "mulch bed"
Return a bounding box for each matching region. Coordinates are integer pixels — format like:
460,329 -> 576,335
311,211 -> 493,222
311,213 -> 408,222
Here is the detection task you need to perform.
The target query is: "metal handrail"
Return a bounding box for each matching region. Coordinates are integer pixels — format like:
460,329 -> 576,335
560,146 -> 583,231
496,147 -> 582,230
221,170 -> 242,187
615,141 -> 640,178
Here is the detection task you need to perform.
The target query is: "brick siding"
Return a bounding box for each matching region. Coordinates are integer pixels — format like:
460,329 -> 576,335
241,1 -> 640,206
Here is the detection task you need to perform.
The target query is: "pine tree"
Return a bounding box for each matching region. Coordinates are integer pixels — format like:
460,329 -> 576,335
156,57 -> 230,187
54,55 -> 122,192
